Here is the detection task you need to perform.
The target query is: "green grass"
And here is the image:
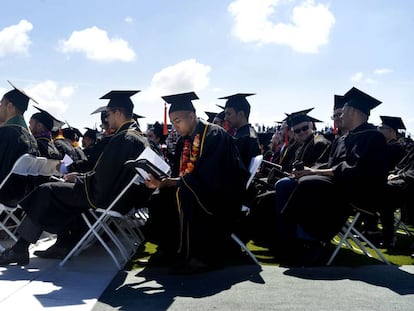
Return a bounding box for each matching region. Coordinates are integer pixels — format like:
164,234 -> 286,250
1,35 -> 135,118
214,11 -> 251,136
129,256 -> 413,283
129,227 -> 414,269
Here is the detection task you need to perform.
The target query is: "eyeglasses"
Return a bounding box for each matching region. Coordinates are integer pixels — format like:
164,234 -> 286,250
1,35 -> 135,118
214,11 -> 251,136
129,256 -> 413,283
378,126 -> 392,131
293,125 -> 310,134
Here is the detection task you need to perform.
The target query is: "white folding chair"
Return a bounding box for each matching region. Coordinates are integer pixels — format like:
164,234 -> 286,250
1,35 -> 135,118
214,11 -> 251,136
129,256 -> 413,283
0,154 -> 61,251
327,204 -> 390,266
59,163 -> 146,270
231,154 -> 263,266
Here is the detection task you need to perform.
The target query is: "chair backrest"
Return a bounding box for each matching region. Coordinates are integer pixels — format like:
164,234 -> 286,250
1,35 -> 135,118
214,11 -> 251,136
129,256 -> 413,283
0,154 -> 61,190
246,154 -> 263,189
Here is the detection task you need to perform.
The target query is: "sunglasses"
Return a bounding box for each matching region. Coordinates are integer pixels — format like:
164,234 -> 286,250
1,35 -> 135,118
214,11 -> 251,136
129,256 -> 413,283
293,125 -> 310,134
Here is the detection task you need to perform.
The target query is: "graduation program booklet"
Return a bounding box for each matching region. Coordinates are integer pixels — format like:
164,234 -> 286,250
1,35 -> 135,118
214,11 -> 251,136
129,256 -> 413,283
134,146 -> 171,181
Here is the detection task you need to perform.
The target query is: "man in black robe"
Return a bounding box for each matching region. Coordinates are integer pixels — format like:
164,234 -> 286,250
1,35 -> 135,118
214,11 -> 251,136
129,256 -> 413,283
0,83 -> 39,207
278,87 -> 388,265
220,93 -> 261,169
0,90 -> 153,266
378,115 -> 407,171
29,106 -> 63,160
145,91 -> 249,274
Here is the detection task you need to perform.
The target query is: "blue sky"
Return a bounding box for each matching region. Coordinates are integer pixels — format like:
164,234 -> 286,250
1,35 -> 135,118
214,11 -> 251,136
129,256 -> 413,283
1,0 -> 414,135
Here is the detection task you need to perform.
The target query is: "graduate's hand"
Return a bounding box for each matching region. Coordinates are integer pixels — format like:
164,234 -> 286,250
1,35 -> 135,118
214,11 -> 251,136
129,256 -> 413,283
388,174 -> 400,181
145,174 -> 178,189
292,166 -> 314,179
145,174 -> 162,189
64,172 -> 78,183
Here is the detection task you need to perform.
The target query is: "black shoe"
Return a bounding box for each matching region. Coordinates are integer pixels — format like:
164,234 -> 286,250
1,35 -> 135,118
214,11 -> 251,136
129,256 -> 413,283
0,248 -> 29,266
34,245 -> 69,259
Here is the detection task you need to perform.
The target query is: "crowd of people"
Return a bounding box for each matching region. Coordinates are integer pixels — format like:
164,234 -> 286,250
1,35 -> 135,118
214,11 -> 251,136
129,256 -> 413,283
0,82 -> 413,274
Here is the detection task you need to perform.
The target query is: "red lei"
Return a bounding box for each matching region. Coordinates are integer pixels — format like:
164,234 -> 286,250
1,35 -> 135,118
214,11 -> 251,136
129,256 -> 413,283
179,133 -> 201,177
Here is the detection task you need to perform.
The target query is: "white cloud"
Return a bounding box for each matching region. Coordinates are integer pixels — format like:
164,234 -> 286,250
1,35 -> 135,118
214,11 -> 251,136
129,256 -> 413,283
58,26 -> 136,62
144,59 -> 211,98
374,68 -> 392,75
228,0 -> 335,53
351,72 -> 364,82
26,80 -> 75,117
136,59 -> 211,124
351,72 -> 376,84
0,20 -> 33,57
124,16 -> 134,24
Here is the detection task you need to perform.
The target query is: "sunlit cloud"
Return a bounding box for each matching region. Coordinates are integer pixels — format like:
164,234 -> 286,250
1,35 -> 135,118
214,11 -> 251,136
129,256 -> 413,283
228,0 -> 335,53
374,68 -> 392,75
26,80 -> 76,117
58,26 -> 136,62
143,59 -> 211,100
124,16 -> 134,24
0,20 -> 33,57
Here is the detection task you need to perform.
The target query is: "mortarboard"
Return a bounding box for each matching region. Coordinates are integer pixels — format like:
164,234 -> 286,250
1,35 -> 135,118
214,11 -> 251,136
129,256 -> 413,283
162,91 -> 199,113
90,105 -> 108,123
257,132 -> 273,146
343,87 -> 381,115
31,106 -> 65,132
205,111 -> 219,123
334,94 -> 346,110
62,127 -> 83,141
380,116 -> 406,131
83,127 -> 100,140
284,108 -> 322,127
100,90 -> 140,112
219,93 -> 255,116
3,80 -> 40,112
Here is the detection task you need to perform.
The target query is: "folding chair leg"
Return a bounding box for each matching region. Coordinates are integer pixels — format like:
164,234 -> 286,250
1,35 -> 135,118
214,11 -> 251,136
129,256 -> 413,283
231,233 -> 260,266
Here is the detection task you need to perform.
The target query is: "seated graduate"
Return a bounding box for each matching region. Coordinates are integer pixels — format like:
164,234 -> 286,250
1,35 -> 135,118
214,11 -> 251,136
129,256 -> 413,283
276,87 -> 388,266
376,145 -> 414,248
144,91 -> 249,274
62,126 -> 87,161
0,82 -> 39,207
53,127 -> 80,162
219,93 -> 261,170
0,89 -> 153,265
29,106 -> 64,160
378,115 -> 407,171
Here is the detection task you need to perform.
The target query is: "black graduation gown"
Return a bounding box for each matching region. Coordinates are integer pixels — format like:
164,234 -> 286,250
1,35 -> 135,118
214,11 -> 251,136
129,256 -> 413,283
68,135 -> 111,173
293,133 -> 332,168
36,136 -> 62,160
234,124 -> 261,169
282,123 -> 388,242
0,120 -> 39,206
177,121 -> 249,261
385,139 -> 406,172
53,138 -> 80,161
20,121 -> 151,233
148,120 -> 249,263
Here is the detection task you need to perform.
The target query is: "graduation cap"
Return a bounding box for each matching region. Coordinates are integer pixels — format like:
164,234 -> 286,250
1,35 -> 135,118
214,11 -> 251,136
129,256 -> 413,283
205,111 -> 219,123
334,94 -> 346,110
218,93 -> 255,117
343,87 -> 382,115
62,126 -> 83,141
162,91 -> 199,113
99,90 -> 140,112
257,132 -> 273,146
284,108 -> 321,127
90,105 -> 108,123
83,127 -> 100,140
3,80 -> 40,112
31,106 -> 65,132
380,116 -> 406,131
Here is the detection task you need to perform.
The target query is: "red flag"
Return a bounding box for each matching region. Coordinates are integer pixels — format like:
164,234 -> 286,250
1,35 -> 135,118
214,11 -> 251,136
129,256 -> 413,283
163,102 -> 168,135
